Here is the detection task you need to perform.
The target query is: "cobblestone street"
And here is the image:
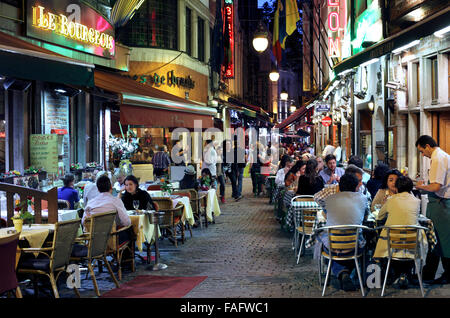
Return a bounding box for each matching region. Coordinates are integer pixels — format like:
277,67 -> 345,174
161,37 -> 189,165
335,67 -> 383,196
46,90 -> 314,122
25,178 -> 450,298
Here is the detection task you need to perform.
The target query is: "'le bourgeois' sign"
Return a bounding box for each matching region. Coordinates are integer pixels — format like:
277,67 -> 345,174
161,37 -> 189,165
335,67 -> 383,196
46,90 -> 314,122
27,0 -> 115,58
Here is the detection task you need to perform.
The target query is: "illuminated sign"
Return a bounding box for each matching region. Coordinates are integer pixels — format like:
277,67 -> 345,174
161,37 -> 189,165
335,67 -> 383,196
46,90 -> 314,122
27,0 -> 115,58
129,70 -> 196,89
223,1 -> 234,78
327,0 -> 345,59
321,116 -> 332,126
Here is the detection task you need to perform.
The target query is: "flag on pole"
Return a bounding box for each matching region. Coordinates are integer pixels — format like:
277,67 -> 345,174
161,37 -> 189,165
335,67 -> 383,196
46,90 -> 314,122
211,0 -> 224,73
272,0 -> 282,65
283,0 -> 300,48
272,0 -> 300,64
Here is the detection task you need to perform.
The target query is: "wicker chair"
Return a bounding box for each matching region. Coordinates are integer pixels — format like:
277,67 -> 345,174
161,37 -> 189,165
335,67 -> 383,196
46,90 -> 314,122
151,197 -> 185,247
0,232 -> 22,298
70,211 -> 120,297
184,188 -> 207,229
58,199 -> 71,210
17,219 -> 81,298
106,224 -> 136,281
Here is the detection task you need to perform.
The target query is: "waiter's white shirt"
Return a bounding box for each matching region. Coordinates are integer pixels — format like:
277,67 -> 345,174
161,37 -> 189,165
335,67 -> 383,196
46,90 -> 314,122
429,147 -> 450,198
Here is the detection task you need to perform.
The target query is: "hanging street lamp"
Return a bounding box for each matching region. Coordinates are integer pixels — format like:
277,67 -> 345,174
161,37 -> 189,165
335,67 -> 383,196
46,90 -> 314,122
252,21 -> 268,53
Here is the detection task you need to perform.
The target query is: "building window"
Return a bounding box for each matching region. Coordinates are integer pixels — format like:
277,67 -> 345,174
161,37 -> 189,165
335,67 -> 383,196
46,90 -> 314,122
198,17 -> 205,62
119,0 -> 178,50
413,62 -> 420,104
186,7 -> 192,56
431,56 -> 438,102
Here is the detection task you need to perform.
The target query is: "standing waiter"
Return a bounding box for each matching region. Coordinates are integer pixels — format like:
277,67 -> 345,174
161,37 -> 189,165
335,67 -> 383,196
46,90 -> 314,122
415,135 -> 450,284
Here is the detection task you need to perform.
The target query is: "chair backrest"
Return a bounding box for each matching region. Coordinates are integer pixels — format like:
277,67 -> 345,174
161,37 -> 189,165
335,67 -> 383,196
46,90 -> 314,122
0,232 -> 20,294
172,191 -> 191,200
50,219 -> 82,270
382,225 -> 428,258
322,225 -> 371,258
84,211 -> 117,259
292,195 -> 319,234
58,199 -> 71,210
151,198 -> 173,210
172,204 -> 184,219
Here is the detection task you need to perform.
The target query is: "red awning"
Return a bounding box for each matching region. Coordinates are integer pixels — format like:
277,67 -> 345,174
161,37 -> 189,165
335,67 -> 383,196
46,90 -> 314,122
275,105 -> 308,130
120,105 -> 213,128
94,70 -> 216,128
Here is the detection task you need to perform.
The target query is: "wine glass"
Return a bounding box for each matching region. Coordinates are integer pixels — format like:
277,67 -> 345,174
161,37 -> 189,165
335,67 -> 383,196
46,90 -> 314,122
133,200 -> 140,211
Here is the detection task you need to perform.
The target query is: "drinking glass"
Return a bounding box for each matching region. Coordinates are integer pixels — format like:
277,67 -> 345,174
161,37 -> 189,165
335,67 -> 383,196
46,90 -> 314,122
133,200 -> 140,210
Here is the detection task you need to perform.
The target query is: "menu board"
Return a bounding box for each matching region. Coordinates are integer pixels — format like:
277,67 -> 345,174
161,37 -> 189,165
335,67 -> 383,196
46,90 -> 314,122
30,134 -> 59,173
43,90 -> 70,171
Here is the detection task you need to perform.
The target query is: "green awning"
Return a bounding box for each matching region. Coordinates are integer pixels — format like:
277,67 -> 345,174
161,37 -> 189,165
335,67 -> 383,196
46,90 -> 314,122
334,7 -> 450,75
243,108 -> 257,118
0,45 -> 94,87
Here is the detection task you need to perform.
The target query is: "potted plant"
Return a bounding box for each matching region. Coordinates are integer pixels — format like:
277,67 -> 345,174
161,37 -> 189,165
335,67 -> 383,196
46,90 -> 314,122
160,178 -> 173,196
12,197 -> 35,232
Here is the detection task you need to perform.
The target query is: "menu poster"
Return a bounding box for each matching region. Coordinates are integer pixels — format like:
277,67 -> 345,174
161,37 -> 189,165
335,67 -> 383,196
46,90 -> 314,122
43,90 -> 70,171
30,134 -> 59,173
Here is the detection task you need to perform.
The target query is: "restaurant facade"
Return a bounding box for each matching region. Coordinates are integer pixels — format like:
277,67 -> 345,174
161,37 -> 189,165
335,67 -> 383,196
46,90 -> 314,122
0,0 -> 134,179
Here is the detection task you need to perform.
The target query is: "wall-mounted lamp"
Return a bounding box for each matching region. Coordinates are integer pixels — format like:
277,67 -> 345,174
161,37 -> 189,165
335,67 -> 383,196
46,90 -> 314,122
368,96 -> 375,112
280,89 -> 288,101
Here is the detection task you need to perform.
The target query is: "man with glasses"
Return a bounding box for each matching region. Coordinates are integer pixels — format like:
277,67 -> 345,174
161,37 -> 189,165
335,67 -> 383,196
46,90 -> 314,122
415,135 -> 450,285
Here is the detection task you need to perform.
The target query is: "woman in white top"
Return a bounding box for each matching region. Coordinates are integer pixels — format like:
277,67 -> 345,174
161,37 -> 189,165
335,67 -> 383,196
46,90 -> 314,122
275,156 -> 293,187
373,176 -> 425,288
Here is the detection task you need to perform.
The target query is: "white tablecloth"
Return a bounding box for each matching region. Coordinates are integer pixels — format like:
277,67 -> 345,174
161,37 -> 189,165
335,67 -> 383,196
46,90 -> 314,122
1,209 -> 79,222
199,189 -> 221,222
147,192 -> 195,226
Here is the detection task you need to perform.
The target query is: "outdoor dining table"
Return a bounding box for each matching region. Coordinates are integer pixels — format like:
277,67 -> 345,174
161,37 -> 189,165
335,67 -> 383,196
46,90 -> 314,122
0,223 -> 55,264
198,189 -> 221,223
126,210 -> 161,253
148,191 -> 195,226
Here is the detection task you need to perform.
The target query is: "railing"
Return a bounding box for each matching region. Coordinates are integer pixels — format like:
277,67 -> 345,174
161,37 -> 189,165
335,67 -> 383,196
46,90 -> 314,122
0,182 -> 58,226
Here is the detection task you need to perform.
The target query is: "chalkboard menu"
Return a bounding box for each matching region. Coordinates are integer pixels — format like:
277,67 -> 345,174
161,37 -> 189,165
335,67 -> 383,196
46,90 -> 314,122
30,134 -> 59,173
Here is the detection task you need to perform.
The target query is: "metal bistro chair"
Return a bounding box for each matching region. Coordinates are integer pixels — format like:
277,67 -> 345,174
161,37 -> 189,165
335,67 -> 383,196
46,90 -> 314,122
378,225 -> 429,297
17,219 -> 81,298
0,232 -> 22,298
151,198 -> 185,247
319,225 -> 373,297
291,195 -> 321,264
70,211 -> 120,297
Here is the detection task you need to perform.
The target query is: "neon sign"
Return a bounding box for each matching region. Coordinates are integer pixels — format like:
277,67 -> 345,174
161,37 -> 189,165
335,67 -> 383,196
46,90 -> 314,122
327,0 -> 346,59
32,6 -> 114,50
223,1 -> 234,78
27,0 -> 115,58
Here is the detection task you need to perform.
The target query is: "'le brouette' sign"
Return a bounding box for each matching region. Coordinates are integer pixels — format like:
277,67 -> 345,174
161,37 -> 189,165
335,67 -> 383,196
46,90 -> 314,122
316,104 -> 330,112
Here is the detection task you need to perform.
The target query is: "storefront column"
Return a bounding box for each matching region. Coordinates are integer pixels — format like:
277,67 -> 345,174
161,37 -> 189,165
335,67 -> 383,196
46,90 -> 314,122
396,114 -> 408,170
407,112 -> 419,178
74,92 -> 87,166
5,89 -> 26,172
178,0 -> 186,53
